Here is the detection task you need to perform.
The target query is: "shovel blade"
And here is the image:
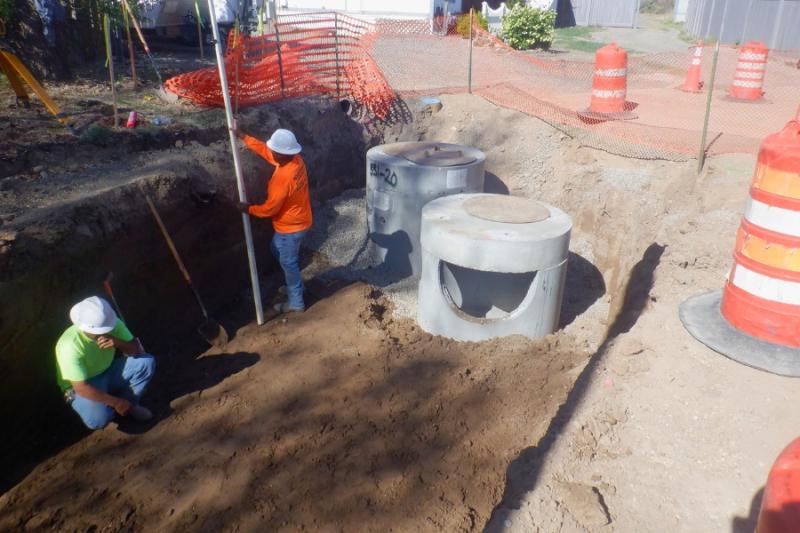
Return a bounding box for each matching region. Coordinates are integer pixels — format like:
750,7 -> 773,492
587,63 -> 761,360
198,319 -> 229,348
156,87 -> 179,104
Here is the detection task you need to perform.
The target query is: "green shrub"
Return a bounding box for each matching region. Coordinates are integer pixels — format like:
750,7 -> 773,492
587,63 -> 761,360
501,6 -> 556,50
455,11 -> 488,38
81,124 -> 113,145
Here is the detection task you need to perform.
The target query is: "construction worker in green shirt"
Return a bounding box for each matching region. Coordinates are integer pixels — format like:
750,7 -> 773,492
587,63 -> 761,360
55,296 -> 156,429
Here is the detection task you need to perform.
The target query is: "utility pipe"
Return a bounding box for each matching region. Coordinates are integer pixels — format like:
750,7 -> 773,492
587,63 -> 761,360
207,0 -> 265,325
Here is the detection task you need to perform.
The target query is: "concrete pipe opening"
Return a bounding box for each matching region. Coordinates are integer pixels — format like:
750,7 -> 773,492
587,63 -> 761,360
439,261 -> 537,320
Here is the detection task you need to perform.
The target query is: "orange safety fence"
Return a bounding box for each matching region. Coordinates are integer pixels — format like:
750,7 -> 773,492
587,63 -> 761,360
164,12 -> 395,120
165,12 -> 800,161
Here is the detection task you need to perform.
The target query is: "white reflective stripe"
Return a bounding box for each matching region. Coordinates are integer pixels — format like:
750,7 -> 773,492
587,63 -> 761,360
740,52 -> 767,61
693,48 -> 703,56
594,68 -> 627,77
736,71 -> 765,80
733,79 -> 763,88
731,262 -> 800,306
691,58 -> 701,65
736,61 -> 766,70
591,89 -> 626,98
745,198 -> 800,237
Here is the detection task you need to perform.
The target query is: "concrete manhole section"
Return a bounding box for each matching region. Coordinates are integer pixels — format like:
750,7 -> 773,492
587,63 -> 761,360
419,193 -> 572,342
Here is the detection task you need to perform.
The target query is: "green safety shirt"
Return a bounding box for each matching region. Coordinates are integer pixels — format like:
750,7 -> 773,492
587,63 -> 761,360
55,320 -> 134,392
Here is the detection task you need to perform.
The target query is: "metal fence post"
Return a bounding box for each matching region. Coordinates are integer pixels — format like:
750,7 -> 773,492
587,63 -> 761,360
274,18 -> 286,98
697,41 -> 720,173
334,12 -> 341,99
468,8 -> 473,94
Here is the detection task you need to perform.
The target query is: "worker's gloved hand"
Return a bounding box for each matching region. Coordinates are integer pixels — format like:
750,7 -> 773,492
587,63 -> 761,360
236,202 -> 251,214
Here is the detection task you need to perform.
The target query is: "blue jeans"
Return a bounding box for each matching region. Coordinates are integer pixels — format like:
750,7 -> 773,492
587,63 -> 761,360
69,354 -> 156,430
271,229 -> 307,310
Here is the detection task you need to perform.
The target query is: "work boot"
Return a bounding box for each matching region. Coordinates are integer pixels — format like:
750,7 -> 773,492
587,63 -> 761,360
129,404 -> 153,422
274,302 -> 304,314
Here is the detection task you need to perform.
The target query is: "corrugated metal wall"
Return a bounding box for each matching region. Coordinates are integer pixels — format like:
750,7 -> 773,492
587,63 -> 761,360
685,0 -> 800,51
571,0 -> 640,28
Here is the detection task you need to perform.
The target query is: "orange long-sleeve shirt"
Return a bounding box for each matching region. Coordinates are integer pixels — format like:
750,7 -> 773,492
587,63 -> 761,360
240,133 -> 313,234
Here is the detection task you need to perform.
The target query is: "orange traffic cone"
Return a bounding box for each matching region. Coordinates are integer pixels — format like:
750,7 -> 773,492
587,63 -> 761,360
681,41 -> 704,92
756,438 -> 800,533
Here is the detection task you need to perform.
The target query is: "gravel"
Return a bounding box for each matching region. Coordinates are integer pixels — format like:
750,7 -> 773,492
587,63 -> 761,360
304,188 -> 419,318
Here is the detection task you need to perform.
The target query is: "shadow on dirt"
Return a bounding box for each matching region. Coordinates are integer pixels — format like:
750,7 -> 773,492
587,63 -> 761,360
560,252 -> 605,329
486,242 -> 666,530
731,487 -> 764,533
1,348 -> 260,494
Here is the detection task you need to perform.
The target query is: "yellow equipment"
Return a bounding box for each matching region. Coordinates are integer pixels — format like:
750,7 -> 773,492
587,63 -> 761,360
0,18 -> 75,133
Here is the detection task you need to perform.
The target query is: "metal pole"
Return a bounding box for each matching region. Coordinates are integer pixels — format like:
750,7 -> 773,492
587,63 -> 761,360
633,0 -> 641,29
697,40 -> 720,173
274,17 -> 286,98
234,18 -> 240,115
206,0 -> 265,325
468,8 -> 473,94
334,12 -> 340,99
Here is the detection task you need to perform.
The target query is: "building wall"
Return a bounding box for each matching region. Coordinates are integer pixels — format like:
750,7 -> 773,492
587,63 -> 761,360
673,0 -> 690,22
571,0 -> 640,28
685,0 -> 800,51
280,0 -> 435,16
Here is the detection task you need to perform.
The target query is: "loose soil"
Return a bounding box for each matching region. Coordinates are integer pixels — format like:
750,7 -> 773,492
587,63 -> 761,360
0,284 -> 588,532
2,76 -> 799,533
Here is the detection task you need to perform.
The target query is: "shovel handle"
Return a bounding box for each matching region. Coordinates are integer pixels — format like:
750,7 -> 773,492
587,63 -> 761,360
102,277 -> 127,323
145,195 -> 210,319
120,0 -> 151,55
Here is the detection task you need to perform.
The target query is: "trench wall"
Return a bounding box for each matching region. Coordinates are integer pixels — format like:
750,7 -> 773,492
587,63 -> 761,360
0,97 -> 385,489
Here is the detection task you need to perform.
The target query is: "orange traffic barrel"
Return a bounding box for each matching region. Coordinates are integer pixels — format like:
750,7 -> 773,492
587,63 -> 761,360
681,41 -> 704,93
756,437 -> 800,533
679,110 -> 800,377
720,116 -> 800,346
590,43 -> 627,114
730,41 -> 768,101
578,43 -> 636,122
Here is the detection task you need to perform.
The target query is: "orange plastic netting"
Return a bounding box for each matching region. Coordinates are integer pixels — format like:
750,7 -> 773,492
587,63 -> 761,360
165,13 -> 395,119
165,12 -> 800,161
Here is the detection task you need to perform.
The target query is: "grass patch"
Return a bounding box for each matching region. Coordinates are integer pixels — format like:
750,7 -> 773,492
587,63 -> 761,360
659,18 -> 702,45
554,26 -> 604,53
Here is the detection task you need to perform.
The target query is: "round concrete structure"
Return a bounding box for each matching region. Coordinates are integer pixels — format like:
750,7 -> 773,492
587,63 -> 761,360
418,193 -> 572,342
366,142 -> 485,277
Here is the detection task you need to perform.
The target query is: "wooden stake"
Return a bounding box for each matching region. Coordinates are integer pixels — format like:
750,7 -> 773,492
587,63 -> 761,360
123,4 -> 138,88
195,0 -> 205,59
103,14 -> 119,128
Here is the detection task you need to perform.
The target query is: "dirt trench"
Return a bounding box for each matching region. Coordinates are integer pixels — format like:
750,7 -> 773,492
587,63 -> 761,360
0,92 -> 693,531
0,96 -> 378,490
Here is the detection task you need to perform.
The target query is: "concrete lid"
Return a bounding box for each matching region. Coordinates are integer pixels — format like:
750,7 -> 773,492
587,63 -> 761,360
420,193 -> 572,273
380,142 -> 477,167
463,195 -> 550,224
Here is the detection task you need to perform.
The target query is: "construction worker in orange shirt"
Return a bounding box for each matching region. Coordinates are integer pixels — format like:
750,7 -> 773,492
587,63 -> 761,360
235,126 -> 313,313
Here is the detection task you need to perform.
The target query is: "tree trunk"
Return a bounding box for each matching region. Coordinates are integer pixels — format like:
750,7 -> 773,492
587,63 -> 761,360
6,0 -> 70,80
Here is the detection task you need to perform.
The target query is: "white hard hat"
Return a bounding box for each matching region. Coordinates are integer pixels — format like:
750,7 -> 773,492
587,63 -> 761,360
266,129 -> 302,155
70,296 -> 118,335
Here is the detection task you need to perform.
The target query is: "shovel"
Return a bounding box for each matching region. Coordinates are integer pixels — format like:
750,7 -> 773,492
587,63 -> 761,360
145,195 -> 229,348
119,0 -> 178,103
